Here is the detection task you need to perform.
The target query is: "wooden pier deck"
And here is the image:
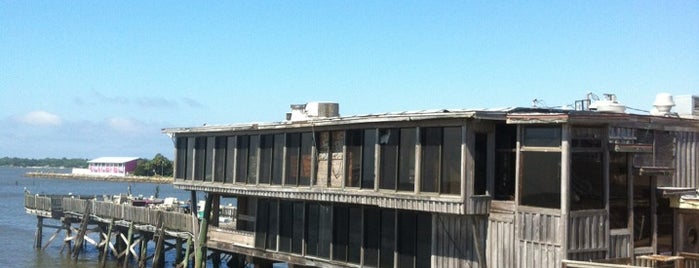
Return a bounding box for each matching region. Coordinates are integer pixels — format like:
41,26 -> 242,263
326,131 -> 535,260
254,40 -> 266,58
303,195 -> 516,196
25,193 -> 196,267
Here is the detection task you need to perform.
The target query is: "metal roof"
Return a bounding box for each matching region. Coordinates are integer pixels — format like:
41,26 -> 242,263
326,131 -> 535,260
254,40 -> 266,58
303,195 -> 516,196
162,106 -> 699,135
88,157 -> 140,164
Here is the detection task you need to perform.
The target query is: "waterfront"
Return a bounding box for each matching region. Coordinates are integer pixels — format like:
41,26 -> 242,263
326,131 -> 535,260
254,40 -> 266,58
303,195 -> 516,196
0,167 -> 193,268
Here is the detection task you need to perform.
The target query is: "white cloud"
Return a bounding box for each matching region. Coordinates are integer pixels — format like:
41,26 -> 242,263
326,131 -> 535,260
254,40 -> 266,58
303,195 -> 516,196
107,117 -> 143,134
18,110 -> 62,126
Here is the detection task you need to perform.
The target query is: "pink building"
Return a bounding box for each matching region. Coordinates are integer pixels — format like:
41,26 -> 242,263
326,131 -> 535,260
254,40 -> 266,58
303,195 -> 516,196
87,157 -> 139,176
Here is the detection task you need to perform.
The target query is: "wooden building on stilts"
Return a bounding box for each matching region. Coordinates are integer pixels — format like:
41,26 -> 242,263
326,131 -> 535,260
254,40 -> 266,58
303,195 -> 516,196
163,96 -> 699,268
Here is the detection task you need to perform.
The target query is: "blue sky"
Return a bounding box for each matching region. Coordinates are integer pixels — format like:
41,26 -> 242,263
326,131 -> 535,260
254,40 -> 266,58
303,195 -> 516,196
1,1 -> 697,159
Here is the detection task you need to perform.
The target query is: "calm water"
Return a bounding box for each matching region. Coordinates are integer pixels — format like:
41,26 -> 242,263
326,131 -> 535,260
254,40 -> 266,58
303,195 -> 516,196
0,167 -> 194,268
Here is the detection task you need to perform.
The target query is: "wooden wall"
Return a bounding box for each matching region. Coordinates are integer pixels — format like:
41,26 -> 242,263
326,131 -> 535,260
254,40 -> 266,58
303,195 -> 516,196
674,132 -> 699,188
487,209 -> 515,268
433,214 -> 487,268
568,209 -> 608,261
517,207 -> 562,268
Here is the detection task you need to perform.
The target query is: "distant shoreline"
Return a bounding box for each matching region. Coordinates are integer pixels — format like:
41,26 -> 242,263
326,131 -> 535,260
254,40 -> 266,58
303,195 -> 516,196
24,172 -> 173,184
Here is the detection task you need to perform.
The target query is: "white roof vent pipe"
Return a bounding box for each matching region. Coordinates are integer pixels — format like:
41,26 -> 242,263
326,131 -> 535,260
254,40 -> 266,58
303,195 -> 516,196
589,93 -> 626,113
650,93 -> 675,116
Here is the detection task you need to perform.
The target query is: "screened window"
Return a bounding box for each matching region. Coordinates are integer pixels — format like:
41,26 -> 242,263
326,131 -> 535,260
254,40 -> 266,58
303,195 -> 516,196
363,129 -> 377,189
346,130 -> 362,187
634,175 -> 652,247
329,131 -> 344,188
571,153 -> 604,210
292,202 -> 304,254
266,200 -> 278,250
225,136 -> 236,183
286,133 -> 300,186
494,124 -> 516,200
474,133 -> 488,195
379,210 -> 395,268
333,206 -> 349,262
609,153 -> 628,229
347,206 -> 362,264
255,199 -> 269,249
235,136 -> 249,183
317,204 -> 332,258
521,152 -> 561,208
194,137 -> 207,181
306,203 -> 319,256
247,135 -> 259,184
278,201 -> 293,252
205,137 -> 214,181
420,127 -> 462,195
397,211 -> 432,268
522,126 -> 561,147
175,137 -> 188,179
364,207 -> 380,267
379,128 -> 399,190
272,134 -> 284,185
441,127 -> 462,194
299,132 -> 313,186
379,128 -> 417,191
186,137 -> 194,180
214,137 -> 227,183
259,134 -> 273,184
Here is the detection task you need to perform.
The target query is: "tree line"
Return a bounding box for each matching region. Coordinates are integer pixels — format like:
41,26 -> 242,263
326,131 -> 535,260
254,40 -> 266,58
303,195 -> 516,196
133,154 -> 174,177
0,157 -> 88,168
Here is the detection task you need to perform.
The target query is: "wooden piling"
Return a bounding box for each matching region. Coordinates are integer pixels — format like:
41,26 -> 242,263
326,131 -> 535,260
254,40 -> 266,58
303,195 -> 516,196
152,211 -> 166,268
100,220 -> 114,268
73,201 -> 92,259
138,232 -> 149,268
195,194 -> 213,268
35,216 -> 43,248
122,222 -> 134,268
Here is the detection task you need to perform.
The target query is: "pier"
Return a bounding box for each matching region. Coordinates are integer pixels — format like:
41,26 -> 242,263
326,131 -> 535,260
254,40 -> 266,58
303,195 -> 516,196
24,193 -> 197,267
24,171 -> 174,184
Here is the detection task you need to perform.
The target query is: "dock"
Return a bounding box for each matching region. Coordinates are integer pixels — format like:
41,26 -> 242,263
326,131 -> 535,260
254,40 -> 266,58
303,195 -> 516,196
24,192 -> 197,267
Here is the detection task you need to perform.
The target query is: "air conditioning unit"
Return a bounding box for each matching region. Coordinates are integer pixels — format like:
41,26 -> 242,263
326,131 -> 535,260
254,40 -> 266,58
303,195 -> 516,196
675,95 -> 699,119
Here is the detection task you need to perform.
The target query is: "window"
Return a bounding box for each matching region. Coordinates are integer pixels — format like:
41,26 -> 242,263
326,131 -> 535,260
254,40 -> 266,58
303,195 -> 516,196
278,201 -> 293,252
346,130 -> 362,187
205,137 -> 214,181
235,136 -> 249,183
300,132 -> 313,186
286,133 -> 300,186
522,126 -> 561,147
634,175 -> 652,247
346,129 -> 377,189
570,153 -> 604,210
214,137 -> 227,183
255,199 -> 269,249
364,207 -> 380,267
267,200 -> 278,250
397,211 -> 432,268
247,135 -> 259,184
420,127 -> 462,195
292,202 -> 304,254
329,131 -> 344,188
379,128 -> 399,190
194,137 -> 207,181
520,152 -> 561,208
494,124 -> 517,200
306,203 -> 319,256
333,206 -> 349,262
272,134 -> 284,185
379,128 -> 417,191
259,134 -> 273,184
225,136 -> 236,183
379,210 -> 395,268
609,153 -> 628,229
318,204 -> 332,258
175,137 -> 188,179
474,133 -> 488,195
441,127 -> 462,194
347,206 -> 362,264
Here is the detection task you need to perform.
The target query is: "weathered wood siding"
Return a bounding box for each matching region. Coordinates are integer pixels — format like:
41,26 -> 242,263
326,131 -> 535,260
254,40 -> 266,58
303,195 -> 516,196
517,207 -> 562,268
433,214 -> 487,267
674,132 -> 699,188
486,210 -> 515,268
467,195 -> 491,215
568,210 -> 608,261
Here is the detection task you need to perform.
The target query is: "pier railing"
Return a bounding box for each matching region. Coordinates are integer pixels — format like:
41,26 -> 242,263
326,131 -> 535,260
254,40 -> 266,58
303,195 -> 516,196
26,193 -> 195,234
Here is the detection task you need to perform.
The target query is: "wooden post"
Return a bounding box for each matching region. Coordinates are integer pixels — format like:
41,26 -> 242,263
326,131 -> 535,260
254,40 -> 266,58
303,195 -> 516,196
183,235 -> 192,268
138,233 -> 149,268
195,194 -> 213,268
100,220 -> 114,268
122,222 -> 134,268
35,216 -> 43,248
153,212 -> 166,268
73,200 -> 92,259
175,237 -> 184,265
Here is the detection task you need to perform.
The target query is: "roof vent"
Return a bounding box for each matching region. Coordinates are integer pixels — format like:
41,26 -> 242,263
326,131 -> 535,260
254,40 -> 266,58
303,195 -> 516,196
589,93 -> 626,113
650,93 -> 675,116
286,102 -> 340,121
